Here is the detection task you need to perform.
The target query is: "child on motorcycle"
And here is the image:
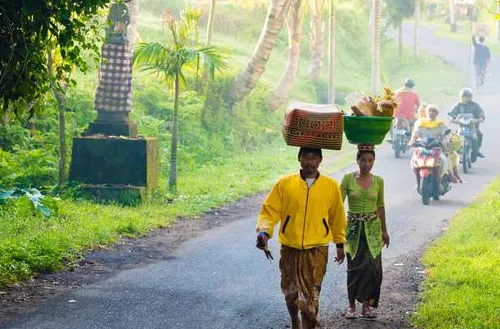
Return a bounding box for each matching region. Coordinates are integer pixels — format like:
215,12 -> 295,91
442,132 -> 463,183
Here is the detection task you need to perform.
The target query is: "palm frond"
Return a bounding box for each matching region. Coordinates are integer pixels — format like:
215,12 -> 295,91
133,42 -> 170,68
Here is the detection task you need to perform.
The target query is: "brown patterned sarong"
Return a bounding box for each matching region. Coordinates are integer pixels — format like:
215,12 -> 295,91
280,245 -> 329,326
347,224 -> 382,308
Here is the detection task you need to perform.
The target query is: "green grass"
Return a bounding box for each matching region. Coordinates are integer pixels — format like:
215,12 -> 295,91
0,140 -> 355,287
412,177 -> 500,329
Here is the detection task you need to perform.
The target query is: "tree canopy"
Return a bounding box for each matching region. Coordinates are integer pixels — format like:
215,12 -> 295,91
0,0 -> 112,119
384,0 -> 415,28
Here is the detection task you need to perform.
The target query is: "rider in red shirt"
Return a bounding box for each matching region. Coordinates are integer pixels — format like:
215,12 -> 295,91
394,78 -> 420,124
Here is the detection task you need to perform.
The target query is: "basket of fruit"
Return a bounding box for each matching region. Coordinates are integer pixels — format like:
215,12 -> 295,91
343,88 -> 397,145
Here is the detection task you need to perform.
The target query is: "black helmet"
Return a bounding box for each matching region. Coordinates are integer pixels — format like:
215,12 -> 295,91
404,78 -> 415,88
459,88 -> 473,98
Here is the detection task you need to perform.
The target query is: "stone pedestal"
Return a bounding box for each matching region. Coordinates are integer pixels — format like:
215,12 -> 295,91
86,112 -> 138,137
69,137 -> 159,203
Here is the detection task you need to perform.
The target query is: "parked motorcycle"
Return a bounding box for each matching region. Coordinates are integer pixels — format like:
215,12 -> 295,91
452,113 -> 479,174
391,117 -> 412,158
412,137 -> 452,205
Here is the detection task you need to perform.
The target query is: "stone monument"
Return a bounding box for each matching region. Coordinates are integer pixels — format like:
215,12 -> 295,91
69,1 -> 159,204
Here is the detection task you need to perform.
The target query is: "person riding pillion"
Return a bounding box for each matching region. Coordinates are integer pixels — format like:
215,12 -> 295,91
256,147 -> 347,329
409,104 -> 449,193
448,88 -> 485,159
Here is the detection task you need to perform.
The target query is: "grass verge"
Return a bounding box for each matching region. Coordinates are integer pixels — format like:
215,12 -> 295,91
0,140 -> 355,287
412,177 -> 500,329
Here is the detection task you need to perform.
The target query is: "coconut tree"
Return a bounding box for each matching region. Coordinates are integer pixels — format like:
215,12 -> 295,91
371,0 -> 382,93
448,0 -> 456,32
206,0 -> 216,46
414,0 -> 420,59
128,0 -> 140,47
327,0 -> 336,103
229,0 -> 292,104
267,0 -> 304,110
307,0 -> 326,82
134,6 -> 228,192
497,1 -> 500,43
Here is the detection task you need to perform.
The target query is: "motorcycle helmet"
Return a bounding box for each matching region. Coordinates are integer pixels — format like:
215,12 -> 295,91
404,78 -> 415,88
459,88 -> 473,99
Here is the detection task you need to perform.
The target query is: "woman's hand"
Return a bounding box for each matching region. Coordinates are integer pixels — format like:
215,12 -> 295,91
382,231 -> 390,248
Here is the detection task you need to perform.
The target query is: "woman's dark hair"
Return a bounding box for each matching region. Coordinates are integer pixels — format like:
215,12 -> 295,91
356,150 -> 375,160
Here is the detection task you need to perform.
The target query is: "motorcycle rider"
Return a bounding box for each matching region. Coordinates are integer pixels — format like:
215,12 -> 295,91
448,88 -> 485,160
409,104 -> 449,194
390,78 -> 421,141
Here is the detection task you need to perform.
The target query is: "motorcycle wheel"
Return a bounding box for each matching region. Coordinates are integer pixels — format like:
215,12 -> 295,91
421,175 -> 433,205
395,138 -> 401,158
462,143 -> 469,174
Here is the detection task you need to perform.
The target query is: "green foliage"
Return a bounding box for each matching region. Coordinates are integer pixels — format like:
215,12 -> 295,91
0,0 -> 111,118
384,0 -> 416,28
0,188 -> 58,217
412,178 -> 500,329
0,148 -> 58,188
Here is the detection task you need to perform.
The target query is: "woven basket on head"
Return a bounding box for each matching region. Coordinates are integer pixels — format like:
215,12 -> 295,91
282,101 -> 344,150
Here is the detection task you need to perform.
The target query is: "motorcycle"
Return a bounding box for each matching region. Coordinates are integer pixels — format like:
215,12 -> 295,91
390,117 -> 412,158
452,113 -> 479,174
411,137 -> 452,205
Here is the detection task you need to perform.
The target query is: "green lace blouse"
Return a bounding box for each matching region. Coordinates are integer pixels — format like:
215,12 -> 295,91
340,172 -> 385,259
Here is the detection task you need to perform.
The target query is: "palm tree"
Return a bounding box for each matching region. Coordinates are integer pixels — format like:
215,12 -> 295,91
414,0 -> 420,59
229,0 -> 292,104
128,0 -> 140,47
267,0 -> 304,110
327,0 -> 336,103
371,0 -> 382,94
496,2 -> 500,43
307,0 -> 326,82
206,0 -> 217,46
448,0 -> 456,32
133,6 -> 228,192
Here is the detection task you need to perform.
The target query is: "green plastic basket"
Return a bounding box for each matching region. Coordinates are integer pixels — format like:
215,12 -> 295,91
343,115 -> 393,145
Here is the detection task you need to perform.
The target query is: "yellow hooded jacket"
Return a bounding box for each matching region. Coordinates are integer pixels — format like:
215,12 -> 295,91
256,173 -> 347,250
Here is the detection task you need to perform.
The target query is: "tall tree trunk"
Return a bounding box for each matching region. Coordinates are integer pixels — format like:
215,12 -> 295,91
448,0 -> 456,32
414,0 -> 420,59
497,2 -> 500,43
371,0 -> 382,94
229,0 -> 292,104
307,0 -> 325,82
267,0 -> 303,110
206,0 -> 216,46
169,72 -> 180,192
327,0 -> 335,103
55,91 -> 67,186
398,20 -> 403,59
128,0 -> 140,48
47,48 -> 68,186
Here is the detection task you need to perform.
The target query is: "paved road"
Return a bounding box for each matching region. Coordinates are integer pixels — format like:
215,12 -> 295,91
2,25 -> 499,329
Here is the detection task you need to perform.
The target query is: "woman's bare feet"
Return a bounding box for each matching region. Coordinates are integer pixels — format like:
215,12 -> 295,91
345,306 -> 357,319
361,303 -> 377,319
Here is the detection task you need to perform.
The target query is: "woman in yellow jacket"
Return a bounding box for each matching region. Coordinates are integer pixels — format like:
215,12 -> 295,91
256,147 -> 347,329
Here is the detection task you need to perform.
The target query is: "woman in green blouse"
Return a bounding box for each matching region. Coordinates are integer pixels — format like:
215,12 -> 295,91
340,145 -> 390,319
